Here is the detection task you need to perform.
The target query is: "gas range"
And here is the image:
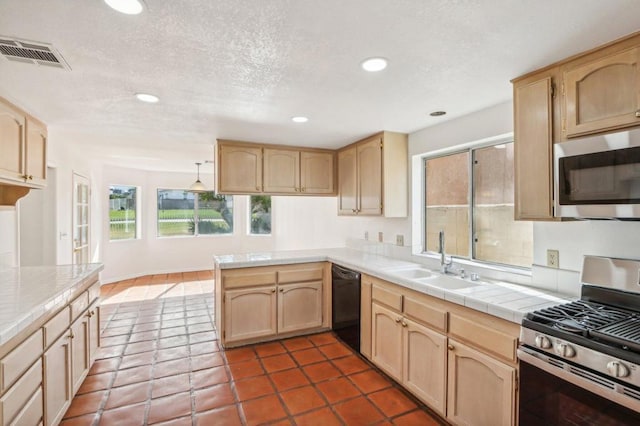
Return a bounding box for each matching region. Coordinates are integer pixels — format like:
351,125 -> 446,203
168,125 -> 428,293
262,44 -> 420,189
519,256 -> 640,415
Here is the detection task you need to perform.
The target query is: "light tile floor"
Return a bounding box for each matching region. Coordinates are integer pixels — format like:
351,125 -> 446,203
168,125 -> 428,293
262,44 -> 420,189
60,271 -> 445,425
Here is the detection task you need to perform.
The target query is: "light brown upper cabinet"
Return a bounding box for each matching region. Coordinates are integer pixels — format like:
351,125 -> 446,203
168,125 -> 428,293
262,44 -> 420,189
564,47 -> 640,137
513,73 -> 556,221
217,141 -> 263,193
216,140 -> 335,195
512,31 -> 640,221
0,96 -> 47,206
337,131 -> 407,217
263,148 -> 335,194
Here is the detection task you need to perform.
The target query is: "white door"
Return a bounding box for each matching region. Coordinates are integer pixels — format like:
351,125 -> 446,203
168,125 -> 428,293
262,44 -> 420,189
72,173 -> 90,264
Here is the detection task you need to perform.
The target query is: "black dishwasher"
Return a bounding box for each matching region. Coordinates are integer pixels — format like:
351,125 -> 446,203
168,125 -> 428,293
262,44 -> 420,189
331,264 -> 361,352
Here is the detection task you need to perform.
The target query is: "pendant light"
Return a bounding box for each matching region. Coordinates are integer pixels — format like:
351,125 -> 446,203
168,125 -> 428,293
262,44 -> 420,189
189,162 -> 207,193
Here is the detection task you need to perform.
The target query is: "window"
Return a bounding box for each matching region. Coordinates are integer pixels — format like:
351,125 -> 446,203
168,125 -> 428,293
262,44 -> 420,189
157,189 -> 233,237
250,195 -> 271,235
109,185 -> 138,240
424,141 -> 533,268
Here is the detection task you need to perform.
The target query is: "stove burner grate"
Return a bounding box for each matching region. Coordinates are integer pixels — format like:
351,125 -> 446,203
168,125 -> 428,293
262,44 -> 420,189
529,300 -> 629,335
592,317 -> 640,352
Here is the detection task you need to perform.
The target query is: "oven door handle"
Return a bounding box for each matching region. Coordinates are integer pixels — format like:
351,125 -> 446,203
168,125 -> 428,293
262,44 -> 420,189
518,347 -> 640,413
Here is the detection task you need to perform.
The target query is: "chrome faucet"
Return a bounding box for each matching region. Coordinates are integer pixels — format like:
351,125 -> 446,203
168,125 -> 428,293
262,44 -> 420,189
438,230 -> 453,274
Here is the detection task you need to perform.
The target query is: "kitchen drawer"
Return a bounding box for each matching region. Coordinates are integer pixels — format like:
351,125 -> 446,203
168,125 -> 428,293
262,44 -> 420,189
0,329 -> 43,393
10,385 -> 42,426
70,291 -> 89,321
223,270 -> 277,289
0,359 -> 42,425
372,285 -> 402,312
403,297 -> 447,332
87,281 -> 100,303
448,313 -> 518,362
278,264 -> 324,284
44,307 -> 70,349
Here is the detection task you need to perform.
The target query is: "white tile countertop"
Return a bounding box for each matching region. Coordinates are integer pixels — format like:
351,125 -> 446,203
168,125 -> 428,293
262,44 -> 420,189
0,263 -> 103,346
214,248 -> 573,324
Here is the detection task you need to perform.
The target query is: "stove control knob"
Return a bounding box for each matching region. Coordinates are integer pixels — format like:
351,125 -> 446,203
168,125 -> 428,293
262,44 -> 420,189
556,343 -> 576,358
607,361 -> 630,378
535,335 -> 552,349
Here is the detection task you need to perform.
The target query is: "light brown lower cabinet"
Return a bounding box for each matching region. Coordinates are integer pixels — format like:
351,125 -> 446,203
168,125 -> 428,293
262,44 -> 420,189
0,278 -> 100,426
44,330 -> 72,426
224,286 -> 278,343
366,275 -> 519,425
217,263 -> 330,347
278,281 -> 323,333
371,301 -> 447,416
446,339 -> 516,426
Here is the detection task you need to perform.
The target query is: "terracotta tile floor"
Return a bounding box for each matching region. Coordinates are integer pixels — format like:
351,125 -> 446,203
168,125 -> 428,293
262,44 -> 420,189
61,271 -> 445,425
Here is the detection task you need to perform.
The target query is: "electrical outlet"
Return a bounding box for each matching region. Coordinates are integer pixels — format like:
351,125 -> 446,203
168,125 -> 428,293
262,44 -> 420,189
396,234 -> 404,246
378,232 -> 383,242
547,249 -> 559,268
364,231 -> 369,240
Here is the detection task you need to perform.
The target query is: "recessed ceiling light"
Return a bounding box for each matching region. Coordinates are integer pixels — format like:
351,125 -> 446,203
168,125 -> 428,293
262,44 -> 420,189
361,57 -> 388,72
429,111 -> 446,117
135,93 -> 159,103
104,0 -> 144,15
292,116 -> 308,123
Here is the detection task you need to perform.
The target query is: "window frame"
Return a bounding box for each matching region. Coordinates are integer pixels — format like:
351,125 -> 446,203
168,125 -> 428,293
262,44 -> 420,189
420,135 -> 532,271
156,188 -> 234,238
108,184 -> 140,242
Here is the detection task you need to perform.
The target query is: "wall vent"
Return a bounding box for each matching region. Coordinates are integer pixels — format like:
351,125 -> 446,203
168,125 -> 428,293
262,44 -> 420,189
0,37 -> 70,70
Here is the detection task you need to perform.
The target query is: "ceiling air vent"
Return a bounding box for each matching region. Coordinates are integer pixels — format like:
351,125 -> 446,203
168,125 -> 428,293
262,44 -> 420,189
0,37 -> 70,70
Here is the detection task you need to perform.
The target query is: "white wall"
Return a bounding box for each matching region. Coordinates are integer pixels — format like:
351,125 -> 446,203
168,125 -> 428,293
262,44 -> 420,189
99,164 -> 410,282
0,209 -> 18,266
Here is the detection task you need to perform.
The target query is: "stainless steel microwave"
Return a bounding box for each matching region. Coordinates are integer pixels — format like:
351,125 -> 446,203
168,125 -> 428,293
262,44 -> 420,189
554,128 -> 640,219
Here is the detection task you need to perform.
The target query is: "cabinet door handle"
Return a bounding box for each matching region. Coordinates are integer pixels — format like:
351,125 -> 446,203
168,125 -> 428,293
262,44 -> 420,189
279,288 -> 283,292
256,186 -> 261,191
636,110 -> 640,118
447,344 -> 455,351
395,317 -> 402,323
68,330 -> 75,339
271,289 -> 276,293
401,321 -> 407,327
301,187 -> 306,192
28,175 -> 33,180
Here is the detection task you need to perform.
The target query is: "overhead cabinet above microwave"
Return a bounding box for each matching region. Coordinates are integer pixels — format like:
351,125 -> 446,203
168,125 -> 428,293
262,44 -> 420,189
512,31 -> 640,221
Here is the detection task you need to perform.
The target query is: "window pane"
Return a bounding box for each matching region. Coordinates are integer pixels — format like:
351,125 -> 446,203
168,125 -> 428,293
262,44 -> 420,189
250,196 -> 271,235
473,143 -> 532,267
425,152 -> 470,257
157,189 -> 195,237
109,185 -> 137,240
197,192 -> 233,235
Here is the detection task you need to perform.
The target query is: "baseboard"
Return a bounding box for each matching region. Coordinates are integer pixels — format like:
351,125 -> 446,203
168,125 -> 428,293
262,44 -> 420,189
100,266 -> 214,286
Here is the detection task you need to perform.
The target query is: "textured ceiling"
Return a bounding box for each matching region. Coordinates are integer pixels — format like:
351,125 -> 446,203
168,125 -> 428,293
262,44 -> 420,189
0,0 -> 638,170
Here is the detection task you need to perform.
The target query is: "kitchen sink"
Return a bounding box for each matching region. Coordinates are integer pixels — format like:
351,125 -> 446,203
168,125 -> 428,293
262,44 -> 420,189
416,274 -> 483,290
386,266 -> 433,279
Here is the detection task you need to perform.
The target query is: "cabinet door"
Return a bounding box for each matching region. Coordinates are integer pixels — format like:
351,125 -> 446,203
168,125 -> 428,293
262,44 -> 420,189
360,278 -> 372,359
300,151 -> 334,194
357,137 -> 382,215
278,281 -> 323,333
564,47 -> 640,136
70,314 -> 90,395
403,318 -> 447,416
224,286 -> 277,343
43,331 -> 72,426
447,339 -> 516,426
337,146 -> 358,215
371,302 -> 403,381
218,144 -> 263,193
25,117 -> 47,187
263,148 -> 299,193
87,302 -> 100,365
513,76 -> 554,220
0,100 -> 25,184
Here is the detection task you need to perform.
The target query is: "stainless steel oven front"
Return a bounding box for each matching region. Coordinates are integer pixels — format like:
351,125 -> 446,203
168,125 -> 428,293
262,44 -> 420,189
554,127 -> 640,219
